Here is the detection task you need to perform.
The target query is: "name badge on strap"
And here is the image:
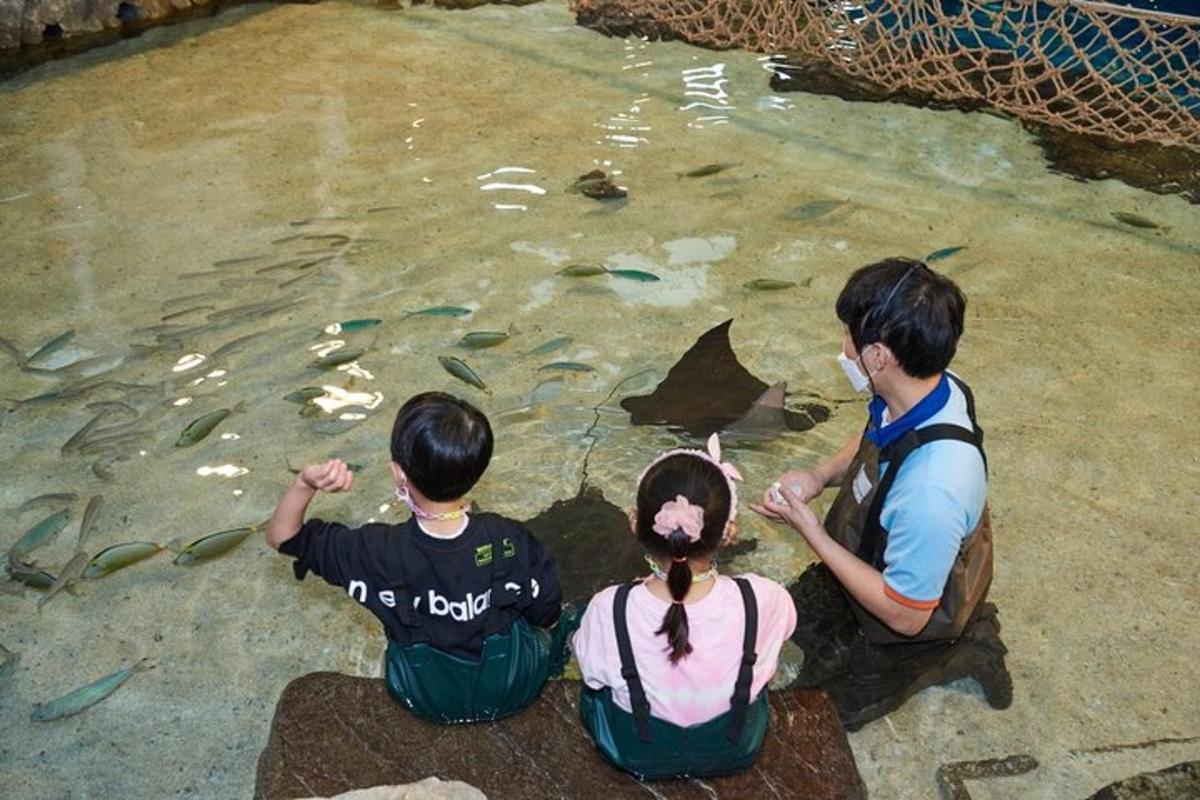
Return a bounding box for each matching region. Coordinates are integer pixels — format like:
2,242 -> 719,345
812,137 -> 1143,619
852,464 -> 872,504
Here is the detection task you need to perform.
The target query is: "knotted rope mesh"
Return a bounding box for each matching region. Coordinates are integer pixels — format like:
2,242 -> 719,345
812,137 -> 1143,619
570,0 -> 1200,151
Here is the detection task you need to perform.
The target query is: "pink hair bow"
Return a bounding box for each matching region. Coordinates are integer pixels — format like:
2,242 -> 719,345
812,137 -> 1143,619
653,495 -> 705,542
705,433 -> 742,520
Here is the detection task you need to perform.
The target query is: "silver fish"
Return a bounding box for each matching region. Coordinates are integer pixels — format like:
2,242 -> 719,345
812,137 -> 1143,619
438,356 -> 490,394
31,659 -> 154,721
36,551 -> 89,612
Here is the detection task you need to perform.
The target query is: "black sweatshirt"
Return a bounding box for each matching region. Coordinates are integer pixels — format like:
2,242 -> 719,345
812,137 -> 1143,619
280,512 -> 562,659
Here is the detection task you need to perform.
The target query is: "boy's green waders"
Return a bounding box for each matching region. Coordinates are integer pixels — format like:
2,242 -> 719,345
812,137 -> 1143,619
579,578 -> 770,780
386,617 -> 553,724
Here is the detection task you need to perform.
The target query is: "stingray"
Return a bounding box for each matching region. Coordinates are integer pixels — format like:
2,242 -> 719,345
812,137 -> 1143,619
523,485 -> 757,606
620,319 -> 830,438
724,381 -> 830,443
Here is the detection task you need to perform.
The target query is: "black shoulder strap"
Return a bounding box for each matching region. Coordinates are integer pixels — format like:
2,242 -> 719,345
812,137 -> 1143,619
856,377 -> 988,567
726,577 -> 759,744
613,583 -> 653,743
484,518 -> 520,637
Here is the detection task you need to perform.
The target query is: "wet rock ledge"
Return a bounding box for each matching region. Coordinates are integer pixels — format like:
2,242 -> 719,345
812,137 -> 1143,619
0,0 -> 541,79
255,672 -> 867,799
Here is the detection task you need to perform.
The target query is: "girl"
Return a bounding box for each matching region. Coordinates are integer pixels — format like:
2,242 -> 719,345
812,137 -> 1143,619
572,434 -> 797,779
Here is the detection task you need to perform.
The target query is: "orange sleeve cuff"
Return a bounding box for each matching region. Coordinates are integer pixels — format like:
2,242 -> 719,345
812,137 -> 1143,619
884,582 -> 940,610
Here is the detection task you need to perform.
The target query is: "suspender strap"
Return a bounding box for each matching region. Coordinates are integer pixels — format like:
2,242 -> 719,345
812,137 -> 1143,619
613,583 -> 653,743
945,373 -> 988,475
725,577 -> 759,744
485,524 -> 519,638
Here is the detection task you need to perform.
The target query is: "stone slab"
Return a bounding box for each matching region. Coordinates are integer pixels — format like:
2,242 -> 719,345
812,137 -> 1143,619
255,673 -> 866,800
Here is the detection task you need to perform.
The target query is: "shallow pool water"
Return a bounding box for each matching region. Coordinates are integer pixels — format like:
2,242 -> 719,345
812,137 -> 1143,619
0,3 -> 1197,797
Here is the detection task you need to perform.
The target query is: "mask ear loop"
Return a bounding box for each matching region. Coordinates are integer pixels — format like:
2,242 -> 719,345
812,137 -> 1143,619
854,262 -> 919,358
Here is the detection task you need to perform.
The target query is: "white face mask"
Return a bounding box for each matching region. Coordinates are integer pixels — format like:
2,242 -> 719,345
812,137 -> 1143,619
837,351 -> 872,393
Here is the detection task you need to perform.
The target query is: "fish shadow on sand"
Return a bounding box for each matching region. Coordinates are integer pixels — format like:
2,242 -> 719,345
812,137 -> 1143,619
523,485 -> 757,605
620,319 -> 830,439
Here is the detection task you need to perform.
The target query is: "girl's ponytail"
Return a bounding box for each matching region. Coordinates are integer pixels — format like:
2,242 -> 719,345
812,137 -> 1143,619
656,529 -> 693,663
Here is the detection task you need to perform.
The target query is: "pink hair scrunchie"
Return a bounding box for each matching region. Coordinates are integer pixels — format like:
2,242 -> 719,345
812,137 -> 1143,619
652,495 -> 705,542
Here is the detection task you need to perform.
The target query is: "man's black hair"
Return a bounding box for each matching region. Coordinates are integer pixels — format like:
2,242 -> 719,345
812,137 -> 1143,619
835,257 -> 966,378
390,392 -> 493,502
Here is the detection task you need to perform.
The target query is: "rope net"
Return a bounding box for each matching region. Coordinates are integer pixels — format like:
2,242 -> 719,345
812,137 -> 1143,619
570,0 -> 1200,151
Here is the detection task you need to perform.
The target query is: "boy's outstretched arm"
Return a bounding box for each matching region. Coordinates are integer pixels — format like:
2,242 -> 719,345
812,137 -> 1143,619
266,459 -> 353,549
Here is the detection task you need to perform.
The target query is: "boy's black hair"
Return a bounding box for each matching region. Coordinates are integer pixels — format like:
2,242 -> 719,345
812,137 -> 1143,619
635,453 -> 732,664
390,392 -> 493,502
835,257 -> 966,378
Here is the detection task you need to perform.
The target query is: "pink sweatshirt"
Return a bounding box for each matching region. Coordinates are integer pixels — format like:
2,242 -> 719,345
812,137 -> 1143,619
572,573 -> 798,728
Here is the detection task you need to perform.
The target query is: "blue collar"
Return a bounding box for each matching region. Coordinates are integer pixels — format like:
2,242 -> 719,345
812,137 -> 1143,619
866,373 -> 950,450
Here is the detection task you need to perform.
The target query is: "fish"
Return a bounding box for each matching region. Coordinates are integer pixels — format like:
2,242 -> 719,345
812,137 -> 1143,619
170,525 -> 260,565
10,509 -> 70,559
366,205 -> 405,214
283,387 -> 327,404
537,361 -> 596,372
209,330 -> 272,361
14,493 -> 77,514
91,459 -> 116,482
523,336 -> 572,357
253,257 -> 308,274
161,291 -> 223,312
0,337 -> 23,362
458,331 -> 509,349
926,245 -> 967,262
558,264 -> 607,277
438,356 -> 490,394
36,551 -> 89,612
680,162 -> 739,178
607,269 -> 660,283
744,279 -> 797,291
83,542 -> 164,578
23,329 -> 76,367
1111,211 -> 1162,230
324,319 -> 381,335
212,255 -> 268,267
9,566 -> 64,591
76,495 -> 104,551
62,408 -> 127,455
404,306 -> 472,319
312,348 -> 366,369
784,199 -> 845,221
175,404 -> 243,447
0,643 -> 18,680
277,271 -> 316,290
31,659 -> 154,721
289,216 -> 349,226
218,276 -> 274,289
271,233 -> 306,245
304,234 -> 351,245
160,305 -> 216,322
76,430 -> 144,456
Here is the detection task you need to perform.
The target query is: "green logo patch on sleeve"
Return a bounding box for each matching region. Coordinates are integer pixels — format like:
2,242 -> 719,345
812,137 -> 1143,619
474,543 -> 493,567
501,537 -> 516,559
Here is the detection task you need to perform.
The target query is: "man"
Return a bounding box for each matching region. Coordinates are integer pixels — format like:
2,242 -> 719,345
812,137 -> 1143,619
752,257 -> 1008,728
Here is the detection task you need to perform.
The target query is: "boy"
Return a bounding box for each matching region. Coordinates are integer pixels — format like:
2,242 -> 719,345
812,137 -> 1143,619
267,392 -> 563,722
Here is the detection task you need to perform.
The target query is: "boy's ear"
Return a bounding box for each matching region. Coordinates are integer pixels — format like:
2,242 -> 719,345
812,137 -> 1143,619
390,462 -> 404,485
627,508 -> 637,536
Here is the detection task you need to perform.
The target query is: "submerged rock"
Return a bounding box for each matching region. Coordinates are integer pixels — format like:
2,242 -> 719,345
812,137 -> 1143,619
255,673 -> 866,799
1086,761 -> 1200,800
522,484 -> 757,606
